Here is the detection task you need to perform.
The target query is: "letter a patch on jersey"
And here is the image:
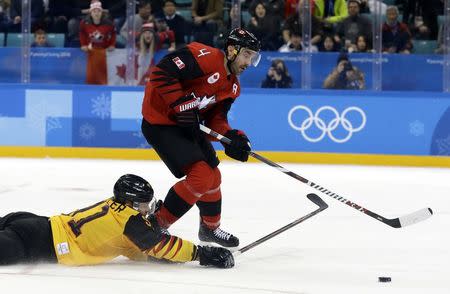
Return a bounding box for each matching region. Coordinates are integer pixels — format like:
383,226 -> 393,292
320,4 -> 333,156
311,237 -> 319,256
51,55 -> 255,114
172,57 -> 185,69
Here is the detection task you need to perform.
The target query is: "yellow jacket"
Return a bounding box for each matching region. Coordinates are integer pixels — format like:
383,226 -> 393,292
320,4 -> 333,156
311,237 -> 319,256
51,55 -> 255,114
313,0 -> 348,23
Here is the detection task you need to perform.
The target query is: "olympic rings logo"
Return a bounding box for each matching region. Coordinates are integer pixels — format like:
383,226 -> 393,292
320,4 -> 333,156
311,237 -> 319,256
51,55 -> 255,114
288,105 -> 366,143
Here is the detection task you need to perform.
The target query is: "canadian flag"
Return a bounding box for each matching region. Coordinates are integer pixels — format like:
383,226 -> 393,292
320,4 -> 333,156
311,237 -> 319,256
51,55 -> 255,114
172,56 -> 185,69
106,49 -> 166,85
106,49 -> 138,85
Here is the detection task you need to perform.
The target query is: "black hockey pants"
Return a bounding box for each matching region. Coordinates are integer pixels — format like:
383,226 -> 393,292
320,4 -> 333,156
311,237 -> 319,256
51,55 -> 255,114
0,212 -> 56,265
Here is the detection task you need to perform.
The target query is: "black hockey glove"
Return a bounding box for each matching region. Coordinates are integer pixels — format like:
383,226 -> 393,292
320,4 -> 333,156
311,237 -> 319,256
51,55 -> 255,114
223,129 -> 251,162
170,94 -> 200,139
196,245 -> 234,269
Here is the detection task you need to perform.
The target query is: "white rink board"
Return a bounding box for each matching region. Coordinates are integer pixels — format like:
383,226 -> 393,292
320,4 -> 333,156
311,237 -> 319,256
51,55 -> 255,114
0,158 -> 448,294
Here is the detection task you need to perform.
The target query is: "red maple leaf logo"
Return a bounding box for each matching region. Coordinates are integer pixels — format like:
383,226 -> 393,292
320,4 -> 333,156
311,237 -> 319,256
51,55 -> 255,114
116,64 -> 126,81
114,55 -> 140,83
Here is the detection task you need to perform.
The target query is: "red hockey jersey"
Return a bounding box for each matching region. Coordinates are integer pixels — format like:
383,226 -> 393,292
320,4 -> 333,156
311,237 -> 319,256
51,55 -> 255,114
79,17 -> 116,49
141,42 -> 241,135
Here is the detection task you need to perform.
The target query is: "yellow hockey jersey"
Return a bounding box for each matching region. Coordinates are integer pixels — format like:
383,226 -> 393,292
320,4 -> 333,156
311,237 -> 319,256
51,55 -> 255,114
49,198 -> 196,266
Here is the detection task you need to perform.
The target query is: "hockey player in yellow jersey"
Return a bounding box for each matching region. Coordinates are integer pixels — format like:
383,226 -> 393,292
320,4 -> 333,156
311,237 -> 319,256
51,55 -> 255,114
0,174 -> 234,268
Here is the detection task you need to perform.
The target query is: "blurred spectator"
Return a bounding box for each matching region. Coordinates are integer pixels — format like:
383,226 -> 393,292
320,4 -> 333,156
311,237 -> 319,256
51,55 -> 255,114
358,0 -> 386,15
137,22 -> 174,85
282,0 -> 323,46
154,17 -> 176,51
353,34 -> 372,52
31,28 -> 52,47
0,0 -> 12,33
161,0 -> 186,48
335,0 -> 371,52
382,6 -> 412,54
284,0 -> 299,19
247,1 -> 280,50
313,0 -> 348,25
261,59 -> 293,88
403,0 -> 443,40
8,0 -> 45,32
79,1 -> 116,85
120,1 -> 153,40
46,0 -> 80,34
323,53 -> 365,89
101,0 -> 126,32
80,1 -> 115,51
150,0 -> 165,17
65,1 -> 92,48
191,0 -> 223,46
249,0 -> 284,20
279,29 -> 318,52
410,16 -> 430,40
318,34 -> 341,51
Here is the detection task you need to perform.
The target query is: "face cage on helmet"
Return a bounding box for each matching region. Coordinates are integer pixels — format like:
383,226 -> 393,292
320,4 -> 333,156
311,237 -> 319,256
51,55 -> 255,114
251,52 -> 261,67
132,196 -> 157,217
233,45 -> 261,67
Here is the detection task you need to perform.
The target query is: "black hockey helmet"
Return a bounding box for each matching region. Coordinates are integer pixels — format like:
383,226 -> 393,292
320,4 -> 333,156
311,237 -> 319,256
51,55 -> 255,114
226,28 -> 261,53
225,28 -> 261,67
113,174 -> 154,204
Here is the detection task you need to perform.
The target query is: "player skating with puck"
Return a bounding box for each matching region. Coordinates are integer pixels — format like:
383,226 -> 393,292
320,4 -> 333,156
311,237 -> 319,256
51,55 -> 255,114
141,28 -> 261,249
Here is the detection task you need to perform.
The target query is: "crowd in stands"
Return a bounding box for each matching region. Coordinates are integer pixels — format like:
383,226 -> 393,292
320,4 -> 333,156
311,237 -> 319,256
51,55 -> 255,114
0,0 -> 446,54
0,0 -> 446,87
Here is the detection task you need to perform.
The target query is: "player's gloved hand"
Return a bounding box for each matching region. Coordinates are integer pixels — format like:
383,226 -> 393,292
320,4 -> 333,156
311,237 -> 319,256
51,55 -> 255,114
196,245 -> 235,269
170,94 -> 200,139
223,129 -> 250,162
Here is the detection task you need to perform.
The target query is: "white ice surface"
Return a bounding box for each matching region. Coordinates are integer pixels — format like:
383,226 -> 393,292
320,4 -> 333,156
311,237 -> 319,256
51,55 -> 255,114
0,158 -> 448,294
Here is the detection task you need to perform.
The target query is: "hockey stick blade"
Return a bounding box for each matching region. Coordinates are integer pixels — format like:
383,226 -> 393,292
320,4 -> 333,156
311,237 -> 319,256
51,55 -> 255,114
392,207 -> 433,228
307,193 -> 328,209
200,124 -> 433,229
234,193 -> 328,256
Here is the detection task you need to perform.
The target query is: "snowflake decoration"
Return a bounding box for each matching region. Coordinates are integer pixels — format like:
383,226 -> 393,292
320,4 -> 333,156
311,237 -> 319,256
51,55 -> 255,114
46,116 -> 62,133
79,123 -> 96,141
436,135 -> 450,155
409,120 -> 424,136
91,93 -> 111,120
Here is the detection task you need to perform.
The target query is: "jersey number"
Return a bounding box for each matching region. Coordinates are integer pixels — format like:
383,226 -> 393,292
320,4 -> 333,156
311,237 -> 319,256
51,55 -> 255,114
68,204 -> 109,237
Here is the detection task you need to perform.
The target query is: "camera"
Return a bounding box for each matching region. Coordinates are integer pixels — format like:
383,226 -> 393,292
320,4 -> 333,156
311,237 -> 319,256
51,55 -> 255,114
343,62 -> 353,72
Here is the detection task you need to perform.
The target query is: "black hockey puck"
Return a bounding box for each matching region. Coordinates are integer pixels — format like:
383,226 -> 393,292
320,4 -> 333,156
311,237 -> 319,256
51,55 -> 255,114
378,277 -> 391,283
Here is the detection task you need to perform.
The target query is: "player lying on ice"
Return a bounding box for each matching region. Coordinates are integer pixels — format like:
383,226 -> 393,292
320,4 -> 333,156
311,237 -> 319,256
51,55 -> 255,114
0,174 -> 234,268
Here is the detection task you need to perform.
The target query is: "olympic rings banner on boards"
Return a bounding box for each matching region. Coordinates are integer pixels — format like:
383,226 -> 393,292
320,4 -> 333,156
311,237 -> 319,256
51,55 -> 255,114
0,85 -> 448,156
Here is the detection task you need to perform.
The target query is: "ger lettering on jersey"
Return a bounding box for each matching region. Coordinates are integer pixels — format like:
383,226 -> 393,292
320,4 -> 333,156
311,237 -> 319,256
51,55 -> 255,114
50,198 -> 196,265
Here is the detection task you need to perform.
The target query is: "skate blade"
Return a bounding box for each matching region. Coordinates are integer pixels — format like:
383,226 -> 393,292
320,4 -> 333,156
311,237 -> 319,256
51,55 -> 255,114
198,241 -> 240,252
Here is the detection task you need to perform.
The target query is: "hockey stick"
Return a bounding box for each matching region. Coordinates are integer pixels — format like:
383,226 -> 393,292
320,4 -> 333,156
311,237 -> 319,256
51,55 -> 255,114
200,124 -> 433,228
234,193 -> 328,256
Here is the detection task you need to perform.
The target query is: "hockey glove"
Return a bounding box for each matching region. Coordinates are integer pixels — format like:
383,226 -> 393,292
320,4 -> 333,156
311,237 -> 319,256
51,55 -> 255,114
223,129 -> 251,162
196,245 -> 235,269
170,94 -> 200,139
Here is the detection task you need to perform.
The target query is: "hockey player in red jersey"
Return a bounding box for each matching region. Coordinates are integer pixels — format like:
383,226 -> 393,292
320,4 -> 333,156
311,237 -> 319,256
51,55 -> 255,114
141,28 -> 261,248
